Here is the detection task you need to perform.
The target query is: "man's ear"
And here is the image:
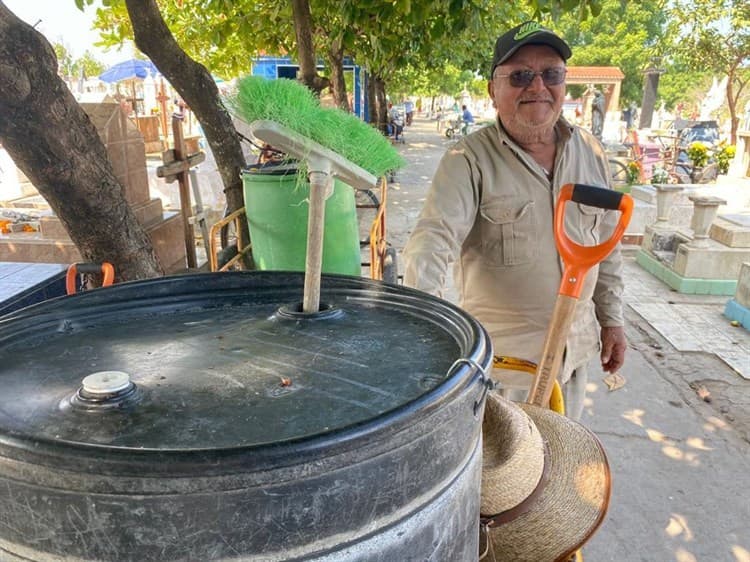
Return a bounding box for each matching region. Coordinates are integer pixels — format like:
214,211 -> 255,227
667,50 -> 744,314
487,81 -> 495,103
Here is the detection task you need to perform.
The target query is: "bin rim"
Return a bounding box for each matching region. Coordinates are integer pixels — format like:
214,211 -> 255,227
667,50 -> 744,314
243,160 -> 300,176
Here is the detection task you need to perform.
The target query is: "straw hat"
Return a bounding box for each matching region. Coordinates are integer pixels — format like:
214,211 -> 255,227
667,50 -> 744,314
480,393 -> 611,561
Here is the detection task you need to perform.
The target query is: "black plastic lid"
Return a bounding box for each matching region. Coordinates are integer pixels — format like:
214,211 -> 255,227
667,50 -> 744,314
0,272 -> 489,457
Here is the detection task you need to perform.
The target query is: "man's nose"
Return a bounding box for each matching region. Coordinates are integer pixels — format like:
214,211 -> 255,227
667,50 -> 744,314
526,73 -> 547,91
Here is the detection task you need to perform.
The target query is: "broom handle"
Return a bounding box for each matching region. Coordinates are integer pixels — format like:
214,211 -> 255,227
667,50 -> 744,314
303,170 -> 331,313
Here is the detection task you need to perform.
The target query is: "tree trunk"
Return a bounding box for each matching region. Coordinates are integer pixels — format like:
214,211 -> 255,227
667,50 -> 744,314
124,0 -> 248,245
326,37 -> 350,112
366,71 -> 376,123
726,73 -> 737,146
368,74 -> 388,133
291,0 -> 329,95
0,4 -> 163,281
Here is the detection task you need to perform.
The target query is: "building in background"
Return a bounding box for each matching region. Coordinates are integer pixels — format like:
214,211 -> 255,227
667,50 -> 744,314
251,56 -> 367,120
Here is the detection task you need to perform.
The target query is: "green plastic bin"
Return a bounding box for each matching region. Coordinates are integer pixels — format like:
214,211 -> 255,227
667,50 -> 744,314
242,163 -> 361,275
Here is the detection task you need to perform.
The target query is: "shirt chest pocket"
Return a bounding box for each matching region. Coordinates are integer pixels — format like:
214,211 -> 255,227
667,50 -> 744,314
576,203 -> 606,245
479,199 -> 538,267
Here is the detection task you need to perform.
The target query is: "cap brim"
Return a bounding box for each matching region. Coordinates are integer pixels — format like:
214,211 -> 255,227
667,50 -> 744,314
480,402 -> 611,562
492,34 -> 572,76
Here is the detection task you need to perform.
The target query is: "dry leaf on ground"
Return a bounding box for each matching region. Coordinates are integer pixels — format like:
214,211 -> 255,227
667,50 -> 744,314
604,372 -> 626,391
696,385 -> 711,402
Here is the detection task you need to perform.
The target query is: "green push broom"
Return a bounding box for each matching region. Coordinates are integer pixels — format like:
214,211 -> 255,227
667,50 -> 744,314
225,76 -> 405,313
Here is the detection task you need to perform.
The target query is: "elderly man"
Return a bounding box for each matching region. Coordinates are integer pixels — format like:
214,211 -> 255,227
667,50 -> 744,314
402,21 -> 626,420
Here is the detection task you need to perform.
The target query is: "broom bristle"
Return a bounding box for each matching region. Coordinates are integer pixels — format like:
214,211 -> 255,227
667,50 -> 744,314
227,76 -> 405,178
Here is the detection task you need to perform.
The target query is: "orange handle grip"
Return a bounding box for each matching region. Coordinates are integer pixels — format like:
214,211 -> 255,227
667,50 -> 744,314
66,262 -> 115,295
555,183 -> 633,298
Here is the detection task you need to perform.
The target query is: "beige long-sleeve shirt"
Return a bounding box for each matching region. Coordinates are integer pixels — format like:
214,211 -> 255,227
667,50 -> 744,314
403,118 -> 624,384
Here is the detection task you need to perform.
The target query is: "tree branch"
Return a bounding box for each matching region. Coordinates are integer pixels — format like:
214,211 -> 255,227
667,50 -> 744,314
124,0 -> 248,221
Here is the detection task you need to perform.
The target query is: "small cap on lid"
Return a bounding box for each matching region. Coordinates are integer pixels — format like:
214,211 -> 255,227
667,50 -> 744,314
81,371 -> 131,395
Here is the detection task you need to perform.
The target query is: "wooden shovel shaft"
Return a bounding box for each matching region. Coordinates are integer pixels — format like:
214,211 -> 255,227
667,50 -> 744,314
526,294 -> 578,407
525,184 -> 633,408
302,171 -> 330,313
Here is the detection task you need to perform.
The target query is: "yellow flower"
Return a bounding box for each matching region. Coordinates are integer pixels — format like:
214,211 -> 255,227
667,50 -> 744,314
687,142 -> 709,168
626,160 -> 642,184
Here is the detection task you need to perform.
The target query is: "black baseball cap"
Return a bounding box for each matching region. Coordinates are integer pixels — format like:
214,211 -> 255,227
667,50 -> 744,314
490,21 -> 571,77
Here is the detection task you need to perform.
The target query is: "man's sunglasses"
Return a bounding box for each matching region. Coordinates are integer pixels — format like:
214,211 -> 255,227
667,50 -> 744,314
494,68 -> 567,88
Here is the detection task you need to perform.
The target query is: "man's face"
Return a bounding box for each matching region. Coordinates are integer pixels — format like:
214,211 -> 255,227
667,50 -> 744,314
488,44 -> 566,143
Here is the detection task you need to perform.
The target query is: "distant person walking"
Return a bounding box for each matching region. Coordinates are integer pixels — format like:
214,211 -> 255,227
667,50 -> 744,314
404,100 -> 415,126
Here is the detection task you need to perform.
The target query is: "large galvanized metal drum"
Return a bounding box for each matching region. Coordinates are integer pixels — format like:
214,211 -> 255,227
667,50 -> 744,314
0,272 -> 492,561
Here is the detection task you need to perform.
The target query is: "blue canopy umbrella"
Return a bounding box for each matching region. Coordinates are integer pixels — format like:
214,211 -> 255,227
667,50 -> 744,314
98,59 -> 158,83
99,59 -> 159,126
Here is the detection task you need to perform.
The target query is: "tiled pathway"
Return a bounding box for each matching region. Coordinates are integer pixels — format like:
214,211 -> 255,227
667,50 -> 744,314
623,255 -> 750,379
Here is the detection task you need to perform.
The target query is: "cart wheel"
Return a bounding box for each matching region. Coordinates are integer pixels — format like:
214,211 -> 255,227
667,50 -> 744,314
445,128 -> 454,139
382,247 -> 399,284
355,188 -> 380,208
608,158 -> 629,189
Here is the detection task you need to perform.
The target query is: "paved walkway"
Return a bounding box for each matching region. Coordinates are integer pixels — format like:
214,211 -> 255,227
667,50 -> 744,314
389,115 -> 750,561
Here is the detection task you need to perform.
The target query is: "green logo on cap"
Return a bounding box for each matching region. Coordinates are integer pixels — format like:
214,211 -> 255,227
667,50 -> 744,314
514,22 -> 543,40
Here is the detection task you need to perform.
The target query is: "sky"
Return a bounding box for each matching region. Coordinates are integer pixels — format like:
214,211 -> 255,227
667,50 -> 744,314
4,0 -> 131,66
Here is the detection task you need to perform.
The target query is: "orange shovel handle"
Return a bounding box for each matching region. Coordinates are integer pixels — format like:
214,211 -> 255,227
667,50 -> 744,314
526,184 -> 633,408
66,262 -> 115,295
555,183 -> 633,298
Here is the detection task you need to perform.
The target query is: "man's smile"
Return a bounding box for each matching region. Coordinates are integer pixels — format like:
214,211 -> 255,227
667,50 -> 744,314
519,98 -> 552,105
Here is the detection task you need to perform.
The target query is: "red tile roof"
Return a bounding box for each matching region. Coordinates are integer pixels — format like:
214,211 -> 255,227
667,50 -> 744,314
567,66 -> 625,81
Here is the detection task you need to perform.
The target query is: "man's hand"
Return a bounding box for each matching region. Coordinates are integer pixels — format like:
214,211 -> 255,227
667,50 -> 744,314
601,326 -> 626,373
